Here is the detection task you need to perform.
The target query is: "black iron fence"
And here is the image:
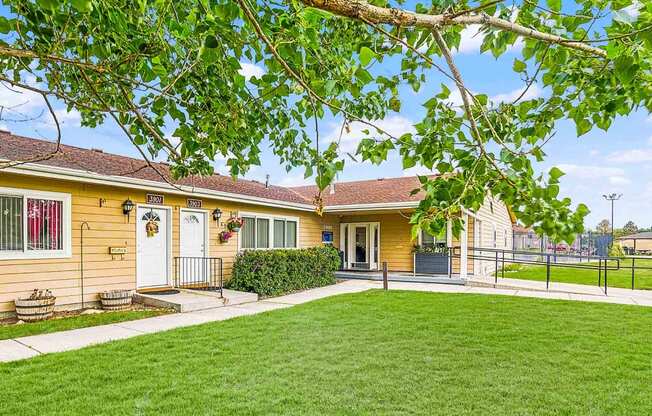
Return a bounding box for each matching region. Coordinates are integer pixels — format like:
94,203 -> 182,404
173,257 -> 223,296
449,247 -> 652,295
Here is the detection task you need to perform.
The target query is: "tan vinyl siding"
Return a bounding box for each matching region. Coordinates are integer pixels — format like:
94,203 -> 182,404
473,195 -> 513,276
0,172 -> 338,314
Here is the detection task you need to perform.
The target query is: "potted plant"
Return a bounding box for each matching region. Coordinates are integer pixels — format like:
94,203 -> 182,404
99,289 -> 134,311
226,216 -> 244,232
413,244 -> 450,275
15,289 -> 56,322
219,230 -> 233,243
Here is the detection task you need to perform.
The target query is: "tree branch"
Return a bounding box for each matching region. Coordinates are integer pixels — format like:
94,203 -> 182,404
300,0 -> 607,57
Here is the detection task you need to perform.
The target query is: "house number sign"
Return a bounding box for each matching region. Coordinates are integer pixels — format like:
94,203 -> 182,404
187,198 -> 203,209
146,194 -> 164,205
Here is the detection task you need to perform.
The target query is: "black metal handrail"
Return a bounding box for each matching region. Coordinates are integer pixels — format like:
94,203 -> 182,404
173,257 -> 223,297
449,246 -> 631,295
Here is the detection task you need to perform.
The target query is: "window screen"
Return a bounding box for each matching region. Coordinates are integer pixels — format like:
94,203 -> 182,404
0,195 -> 23,251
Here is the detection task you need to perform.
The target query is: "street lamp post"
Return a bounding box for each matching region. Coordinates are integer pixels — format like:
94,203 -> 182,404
602,193 -> 622,247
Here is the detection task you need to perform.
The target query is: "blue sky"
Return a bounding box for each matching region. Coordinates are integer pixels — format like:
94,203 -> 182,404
0,3 -> 648,230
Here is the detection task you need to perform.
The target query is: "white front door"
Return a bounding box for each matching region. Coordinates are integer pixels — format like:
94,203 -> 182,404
180,210 -> 207,258
136,206 -> 170,288
180,210 -> 208,284
340,222 -> 380,270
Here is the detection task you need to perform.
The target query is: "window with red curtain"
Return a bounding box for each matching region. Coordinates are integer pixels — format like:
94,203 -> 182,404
27,199 -> 63,251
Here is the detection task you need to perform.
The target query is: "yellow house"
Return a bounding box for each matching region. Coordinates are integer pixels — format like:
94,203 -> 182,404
0,133 -> 513,315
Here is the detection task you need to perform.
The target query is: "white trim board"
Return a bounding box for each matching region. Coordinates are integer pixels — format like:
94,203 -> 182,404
0,186 -> 72,260
3,161 -> 316,212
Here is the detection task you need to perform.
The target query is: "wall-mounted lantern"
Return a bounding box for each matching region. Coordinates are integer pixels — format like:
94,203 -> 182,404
212,208 -> 223,223
122,198 -> 135,222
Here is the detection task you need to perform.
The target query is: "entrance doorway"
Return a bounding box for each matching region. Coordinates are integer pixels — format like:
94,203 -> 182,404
340,222 -> 380,270
136,205 -> 171,288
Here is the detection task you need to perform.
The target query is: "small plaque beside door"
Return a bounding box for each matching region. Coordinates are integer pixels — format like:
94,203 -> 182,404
146,194 -> 164,205
187,198 -> 202,209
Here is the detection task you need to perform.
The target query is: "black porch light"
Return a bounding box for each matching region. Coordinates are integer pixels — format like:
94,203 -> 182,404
122,198 -> 135,222
212,208 -> 223,222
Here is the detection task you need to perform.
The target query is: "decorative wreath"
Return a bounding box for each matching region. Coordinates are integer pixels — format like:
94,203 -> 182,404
145,218 -> 160,237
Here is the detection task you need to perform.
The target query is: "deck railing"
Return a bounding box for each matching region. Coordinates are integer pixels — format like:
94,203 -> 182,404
173,257 -> 223,297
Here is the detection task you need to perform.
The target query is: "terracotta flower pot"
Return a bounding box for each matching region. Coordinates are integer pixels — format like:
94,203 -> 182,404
15,296 -> 56,322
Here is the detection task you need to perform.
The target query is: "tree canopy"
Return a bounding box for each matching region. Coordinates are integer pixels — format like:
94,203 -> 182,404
0,0 -> 650,242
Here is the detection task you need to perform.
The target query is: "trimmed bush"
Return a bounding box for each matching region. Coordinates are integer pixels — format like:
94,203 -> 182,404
609,243 -> 626,258
226,246 -> 341,296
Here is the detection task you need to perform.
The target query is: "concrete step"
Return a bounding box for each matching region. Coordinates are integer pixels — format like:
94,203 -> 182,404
134,288 -> 258,312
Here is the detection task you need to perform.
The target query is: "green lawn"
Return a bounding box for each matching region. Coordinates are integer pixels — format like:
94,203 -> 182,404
2,290 -> 652,415
0,308 -> 171,340
502,257 -> 652,290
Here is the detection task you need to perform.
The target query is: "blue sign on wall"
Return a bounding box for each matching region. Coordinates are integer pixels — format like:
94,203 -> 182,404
322,231 -> 333,244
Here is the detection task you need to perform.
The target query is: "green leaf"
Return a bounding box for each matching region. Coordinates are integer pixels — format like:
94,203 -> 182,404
549,167 -> 564,181
204,35 -> 219,49
71,0 -> 93,12
546,0 -> 561,13
37,0 -> 59,9
512,59 -> 526,73
359,46 -> 376,66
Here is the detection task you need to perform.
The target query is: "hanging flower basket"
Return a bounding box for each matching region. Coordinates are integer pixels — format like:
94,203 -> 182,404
99,289 -> 134,311
226,217 -> 244,232
219,230 -> 233,243
15,289 -> 56,322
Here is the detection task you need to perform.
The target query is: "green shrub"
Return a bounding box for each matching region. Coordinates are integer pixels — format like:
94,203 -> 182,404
609,243 -> 625,258
226,246 -> 341,297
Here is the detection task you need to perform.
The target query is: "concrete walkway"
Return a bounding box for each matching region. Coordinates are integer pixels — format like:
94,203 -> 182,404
3,279 -> 652,363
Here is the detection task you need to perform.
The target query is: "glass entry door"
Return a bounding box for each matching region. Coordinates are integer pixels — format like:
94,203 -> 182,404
340,222 -> 379,270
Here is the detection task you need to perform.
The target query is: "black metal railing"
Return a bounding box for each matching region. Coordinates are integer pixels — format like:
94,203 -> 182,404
173,257 -> 223,297
449,247 -> 634,295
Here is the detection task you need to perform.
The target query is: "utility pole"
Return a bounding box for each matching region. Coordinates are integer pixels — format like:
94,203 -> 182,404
602,193 -> 622,247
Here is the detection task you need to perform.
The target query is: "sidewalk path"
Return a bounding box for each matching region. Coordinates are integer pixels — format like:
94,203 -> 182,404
2,279 -> 652,363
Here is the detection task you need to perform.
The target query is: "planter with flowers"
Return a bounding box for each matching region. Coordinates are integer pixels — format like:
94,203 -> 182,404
15,289 -> 56,322
226,216 -> 244,232
219,230 -> 234,244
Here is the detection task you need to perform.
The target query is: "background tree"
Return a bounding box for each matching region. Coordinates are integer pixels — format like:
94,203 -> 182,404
622,220 -> 639,235
596,219 -> 611,235
0,0 -> 650,242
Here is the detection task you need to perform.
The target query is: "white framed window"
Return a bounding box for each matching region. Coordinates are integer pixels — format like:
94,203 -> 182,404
419,228 -> 447,248
0,187 -> 72,259
239,212 -> 299,250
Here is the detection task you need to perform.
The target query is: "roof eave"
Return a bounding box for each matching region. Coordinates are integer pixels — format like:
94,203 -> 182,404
323,201 -> 420,212
2,161 -> 317,212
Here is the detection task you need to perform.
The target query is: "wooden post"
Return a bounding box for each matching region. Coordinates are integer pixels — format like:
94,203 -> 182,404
383,261 -> 388,291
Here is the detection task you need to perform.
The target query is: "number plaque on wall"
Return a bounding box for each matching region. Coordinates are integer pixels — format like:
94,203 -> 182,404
146,194 -> 164,205
187,198 -> 202,209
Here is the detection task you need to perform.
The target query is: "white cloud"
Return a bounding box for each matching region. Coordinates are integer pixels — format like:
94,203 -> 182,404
620,1 -> 641,20
276,173 -> 313,187
0,82 -> 43,112
589,149 -> 599,157
609,176 -> 631,185
606,149 -> 652,163
322,115 -> 416,154
445,83 -> 541,110
455,8 -> 522,55
646,114 -> 652,123
403,165 -> 436,177
490,84 -> 542,104
557,163 -> 627,182
456,25 -> 485,55
53,108 -> 81,125
238,62 -> 265,80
